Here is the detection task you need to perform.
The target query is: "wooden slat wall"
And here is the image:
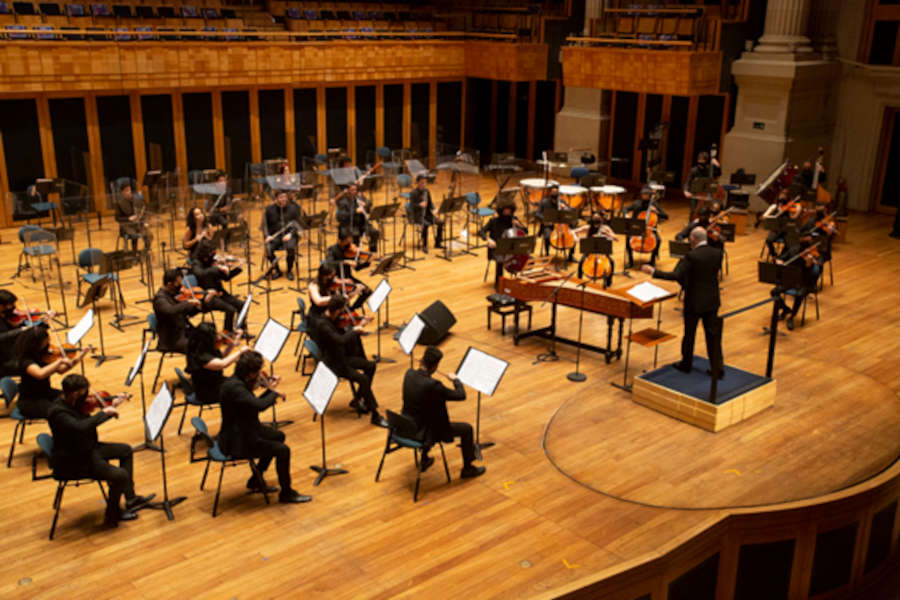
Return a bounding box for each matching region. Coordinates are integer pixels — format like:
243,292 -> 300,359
36,95 -> 57,179
83,94 -> 105,203
284,87 -> 295,171
212,90 -> 225,171
249,87 -> 261,163
171,92 -> 188,175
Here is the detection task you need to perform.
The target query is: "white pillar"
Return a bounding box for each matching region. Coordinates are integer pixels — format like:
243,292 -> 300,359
584,0 -> 602,37
755,0 -> 813,54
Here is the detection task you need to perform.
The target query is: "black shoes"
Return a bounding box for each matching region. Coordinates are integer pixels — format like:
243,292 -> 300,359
420,455 -> 435,472
349,398 -> 368,416
125,493 -> 155,510
246,476 -> 279,494
672,362 -> 692,374
370,411 -> 388,428
786,317 -> 795,331
279,489 -> 312,504
460,465 -> 486,479
104,508 -> 139,527
286,271 -> 294,281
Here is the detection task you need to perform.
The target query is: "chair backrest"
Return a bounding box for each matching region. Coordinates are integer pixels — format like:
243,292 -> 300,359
175,367 -> 194,395
376,146 -> 391,160
570,166 -> 590,180
397,173 -> 411,188
36,432 -> 53,458
17,224 -> 41,243
295,296 -> 306,318
386,409 -> 421,441
303,338 -> 322,361
24,228 -> 56,245
77,247 -> 104,269
465,191 -> 480,206
190,416 -> 213,444
146,312 -> 158,334
0,376 -> 18,408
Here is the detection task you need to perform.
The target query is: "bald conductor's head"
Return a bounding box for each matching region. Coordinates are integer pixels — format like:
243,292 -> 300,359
689,227 -> 707,248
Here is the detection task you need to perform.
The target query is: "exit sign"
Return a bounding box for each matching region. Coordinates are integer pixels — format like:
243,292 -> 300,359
753,122 -> 766,130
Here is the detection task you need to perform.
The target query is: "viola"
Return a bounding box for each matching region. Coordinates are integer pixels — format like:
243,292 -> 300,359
814,211 -> 838,237
343,243 -> 374,263
336,310 -> 366,330
215,330 -> 241,351
328,278 -> 357,296
176,287 -> 205,302
6,308 -> 46,327
80,391 -> 131,415
802,245 -> 821,268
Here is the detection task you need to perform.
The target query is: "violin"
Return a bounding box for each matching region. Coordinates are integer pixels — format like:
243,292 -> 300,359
328,278 -> 358,296
42,342 -> 80,365
256,373 -> 286,401
80,390 -> 131,415
814,211 -> 838,237
773,197 -> 803,220
6,308 -> 47,327
629,203 -> 660,254
336,309 -> 366,330
215,329 -> 241,351
177,273 -> 207,302
706,207 -> 736,242
343,243 -> 377,264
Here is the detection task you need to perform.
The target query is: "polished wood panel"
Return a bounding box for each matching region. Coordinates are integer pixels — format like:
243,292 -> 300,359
562,47 -> 722,95
464,42 -> 547,82
212,90 -> 225,171
0,175 -> 897,598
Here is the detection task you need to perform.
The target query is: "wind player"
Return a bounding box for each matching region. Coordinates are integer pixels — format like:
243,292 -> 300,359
263,190 -> 302,281
335,182 -> 380,254
115,181 -> 152,252
207,172 -> 236,228
408,174 -> 444,253
642,227 -> 723,378
401,346 -> 485,479
325,229 -> 373,311
480,200 -> 526,289
684,150 -> 721,220
47,374 -> 155,527
217,350 -> 311,503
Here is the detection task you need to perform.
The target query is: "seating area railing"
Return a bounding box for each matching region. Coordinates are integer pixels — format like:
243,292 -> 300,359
574,7 -> 721,52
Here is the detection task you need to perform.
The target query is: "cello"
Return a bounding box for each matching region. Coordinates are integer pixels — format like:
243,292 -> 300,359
548,193 -> 578,251
629,200 -> 659,255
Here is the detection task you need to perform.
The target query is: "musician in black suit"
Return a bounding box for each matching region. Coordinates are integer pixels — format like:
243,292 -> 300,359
774,234 -> 821,331
684,150 -> 721,220
642,227 -> 723,378
479,201 -> 525,289
408,174 -> 444,252
47,374 -> 154,526
793,160 -> 825,190
192,240 -> 245,333
152,268 -> 203,354
401,346 -> 485,479
206,172 -> 235,228
335,183 -> 380,253
114,181 -> 152,251
263,190 -> 302,280
308,296 -> 387,427
324,229 -> 373,311
217,350 -> 311,503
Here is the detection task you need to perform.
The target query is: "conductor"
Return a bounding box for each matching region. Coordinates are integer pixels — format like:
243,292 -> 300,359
641,227 -> 723,378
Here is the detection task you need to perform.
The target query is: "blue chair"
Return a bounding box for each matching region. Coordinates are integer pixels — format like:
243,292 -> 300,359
15,226 -> 54,280
3,377 -> 37,468
465,192 -> 494,248
174,368 -> 208,435
76,248 -> 113,308
396,173 -> 412,199
378,146 -> 400,176
785,266 -> 821,328
189,416 -> 270,517
570,166 -> 590,184
290,297 -> 309,367
32,432 -> 108,539
375,410 -> 449,502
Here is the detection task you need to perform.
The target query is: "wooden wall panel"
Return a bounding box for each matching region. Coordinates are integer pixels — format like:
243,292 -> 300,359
562,48 -> 722,96
84,94 -> 105,203
464,42 -> 547,82
128,92 -> 147,189
35,95 -> 57,178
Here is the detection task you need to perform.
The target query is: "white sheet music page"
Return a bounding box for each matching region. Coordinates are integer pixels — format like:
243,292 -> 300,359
455,347 -> 509,397
126,339 -> 151,386
235,293 -> 252,330
304,362 -> 339,415
66,309 -> 94,346
366,279 -> 391,313
254,319 -> 291,364
627,281 -> 671,304
145,383 -> 174,441
398,314 -> 425,355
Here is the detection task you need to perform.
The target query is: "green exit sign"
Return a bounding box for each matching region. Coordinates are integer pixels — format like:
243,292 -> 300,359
753,122 -> 766,130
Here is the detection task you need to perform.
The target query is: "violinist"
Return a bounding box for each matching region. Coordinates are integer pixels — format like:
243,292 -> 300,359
186,322 -> 250,407
762,190 -> 798,259
207,172 -> 236,228
335,182 -> 380,254
309,296 -> 387,427
114,181 -> 151,252
325,229 -> 373,311
183,207 -> 213,261
192,240 -> 246,334
802,203 -> 836,261
47,374 -> 154,527
263,190 -> 302,281
675,206 -> 724,251
624,186 -> 668,269
408,174 -> 444,253
0,290 -> 52,378
152,268 -> 203,355
774,234 -> 821,331
217,350 -> 311,503
15,324 -> 90,419
684,150 -> 721,220
308,263 -> 363,319
479,201 -> 525,289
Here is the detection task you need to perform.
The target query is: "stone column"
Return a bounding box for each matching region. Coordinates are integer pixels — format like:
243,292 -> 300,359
808,0 -> 839,59
554,87 -> 611,164
755,0 -> 813,55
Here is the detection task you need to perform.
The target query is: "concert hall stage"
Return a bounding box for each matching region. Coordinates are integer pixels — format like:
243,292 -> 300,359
632,356 -> 776,432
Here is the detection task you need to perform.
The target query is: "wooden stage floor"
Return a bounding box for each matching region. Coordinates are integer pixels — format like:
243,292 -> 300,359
0,174 -> 898,599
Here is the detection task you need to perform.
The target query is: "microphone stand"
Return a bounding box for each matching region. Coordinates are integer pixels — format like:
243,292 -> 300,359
534,269 -> 576,363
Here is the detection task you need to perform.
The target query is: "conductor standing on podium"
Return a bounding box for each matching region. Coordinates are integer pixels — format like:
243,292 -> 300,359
642,227 -> 723,378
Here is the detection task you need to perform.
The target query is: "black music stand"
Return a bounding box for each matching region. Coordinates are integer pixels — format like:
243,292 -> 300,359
303,362 -> 347,487
143,383 -> 187,520
437,195 -> 472,261
370,252 -> 404,330
366,279 -> 394,363
610,216 -> 645,277
299,211 -> 328,286
669,240 -> 690,259
455,347 -> 509,461
567,237 -> 613,382
369,202 -> 402,263
490,234 -> 535,287
101,250 -> 143,331
758,261 -> 803,379
128,340 -> 161,453
80,276 -> 120,365
254,318 -> 292,428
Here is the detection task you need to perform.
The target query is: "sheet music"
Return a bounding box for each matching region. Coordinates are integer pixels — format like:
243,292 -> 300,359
126,340 -> 151,387
366,279 -> 391,313
145,383 -> 174,442
303,362 -> 339,415
253,318 -> 291,364
455,347 -> 509,397
236,293 -> 252,330
398,314 -> 425,356
66,309 -> 94,346
627,281 -> 671,304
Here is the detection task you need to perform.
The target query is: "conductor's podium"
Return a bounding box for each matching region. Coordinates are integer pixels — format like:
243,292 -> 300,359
632,356 -> 776,432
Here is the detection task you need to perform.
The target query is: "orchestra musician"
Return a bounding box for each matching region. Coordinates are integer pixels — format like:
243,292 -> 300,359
762,189 -> 800,259
684,150 -> 721,220
574,211 -> 618,287
534,183 -> 561,257
192,240 -> 246,334
675,206 -> 724,251
183,207 -> 213,261
15,324 -> 91,419
793,159 -> 825,190
0,290 -> 55,378
335,182 -> 380,253
325,229 -> 373,311
47,374 -> 155,527
774,234 -> 821,331
187,322 -> 250,408
217,350 -> 312,503
408,174 -> 444,253
309,263 -> 366,319
207,172 -> 235,228
152,268 -> 203,355
625,186 -> 668,269
802,203 -> 836,262
114,181 -> 152,252
401,345 -> 485,479
642,227 -> 724,378
308,295 -> 387,427
263,190 -> 303,281
479,200 -> 526,289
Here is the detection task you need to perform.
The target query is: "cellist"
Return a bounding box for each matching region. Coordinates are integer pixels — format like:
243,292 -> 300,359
624,186 -> 668,269
574,211 -> 618,288
480,200 -> 526,289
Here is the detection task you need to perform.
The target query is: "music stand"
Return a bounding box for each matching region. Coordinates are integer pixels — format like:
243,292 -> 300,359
369,202 -> 401,261
758,261 -> 803,378
303,362 -> 347,486
101,250 -> 143,331
396,313 -> 426,369
490,234 -> 535,286
128,340 -> 161,453
455,347 -> 509,460
370,252 -> 404,329
669,240 -> 691,259
299,211 -> 328,287
437,195 -> 473,261
79,278 -> 120,365
366,279 -> 393,363
143,383 -> 187,520
254,318 -> 292,428
718,223 -> 736,243
610,216 -> 645,277
568,237 -> 613,383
